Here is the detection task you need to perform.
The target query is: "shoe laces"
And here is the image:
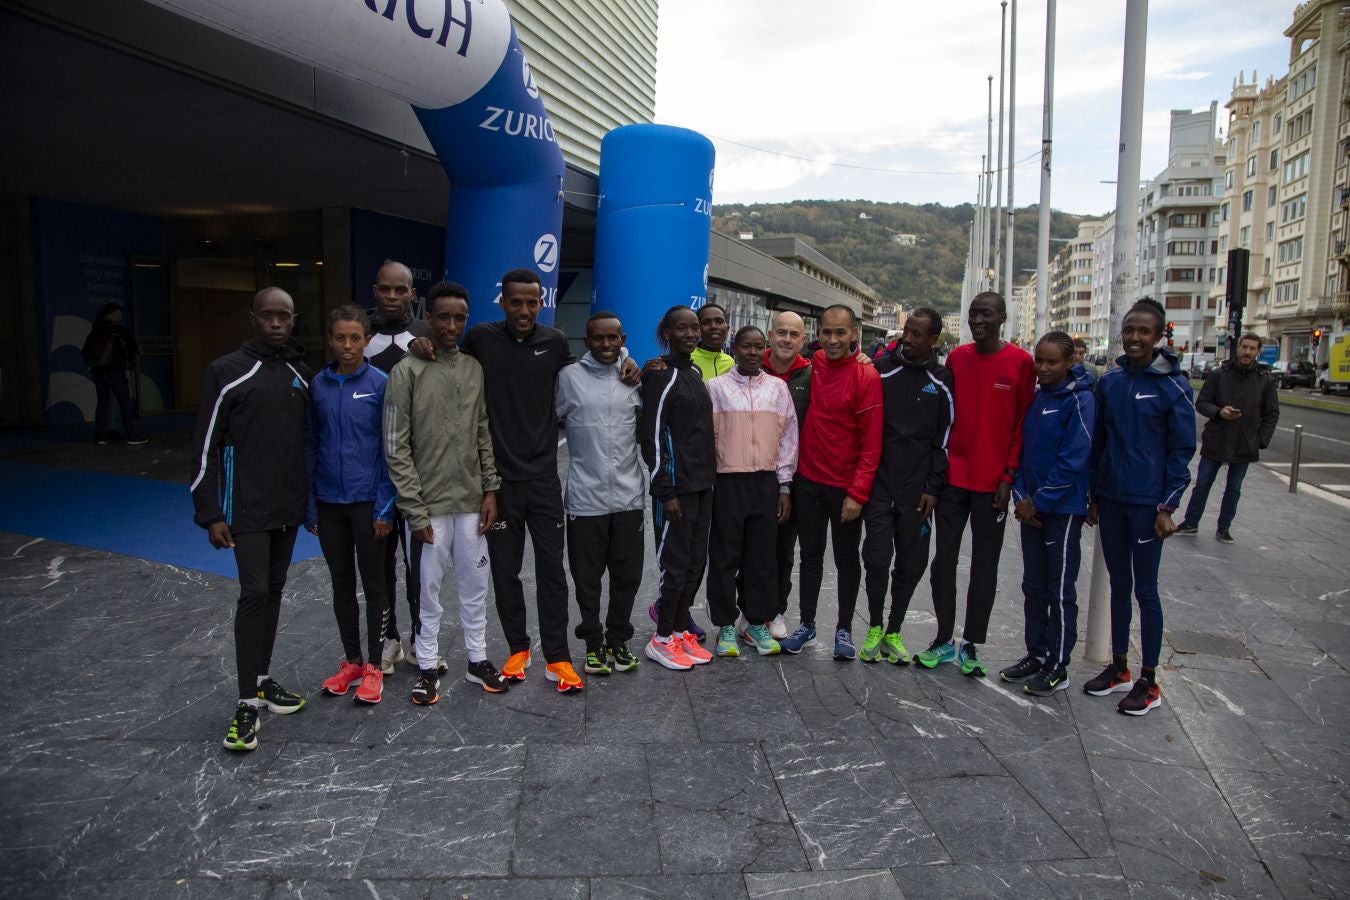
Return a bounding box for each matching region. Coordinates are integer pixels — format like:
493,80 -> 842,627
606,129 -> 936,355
1126,677 -> 1155,700
835,629 -> 852,643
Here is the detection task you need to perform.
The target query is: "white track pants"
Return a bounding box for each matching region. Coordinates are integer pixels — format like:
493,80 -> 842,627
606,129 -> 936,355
416,513 -> 490,667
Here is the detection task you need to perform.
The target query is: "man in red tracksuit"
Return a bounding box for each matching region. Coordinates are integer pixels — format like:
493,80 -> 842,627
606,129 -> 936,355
779,304 -> 883,660
917,291 -> 1034,676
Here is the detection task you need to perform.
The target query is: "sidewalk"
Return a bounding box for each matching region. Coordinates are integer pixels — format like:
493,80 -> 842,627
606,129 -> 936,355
0,447 -> 1346,899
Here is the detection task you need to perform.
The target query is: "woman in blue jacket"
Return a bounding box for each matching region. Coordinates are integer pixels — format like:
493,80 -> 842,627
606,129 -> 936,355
1002,332 -> 1095,697
1084,299 -> 1196,716
305,305 -> 397,705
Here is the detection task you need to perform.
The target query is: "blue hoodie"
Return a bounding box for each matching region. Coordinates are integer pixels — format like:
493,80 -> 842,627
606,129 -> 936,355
305,361 -> 397,527
1091,348 -> 1196,510
1013,375 -> 1096,515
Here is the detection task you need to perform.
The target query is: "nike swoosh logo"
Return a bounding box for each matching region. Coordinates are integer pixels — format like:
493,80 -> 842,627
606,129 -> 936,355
353,392 -> 376,399
1137,537 -> 1154,544
1134,392 -> 1158,400
534,349 -> 550,356
1042,408 -> 1060,415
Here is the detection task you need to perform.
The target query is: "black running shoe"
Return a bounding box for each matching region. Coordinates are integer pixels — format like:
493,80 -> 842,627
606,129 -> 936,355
999,654 -> 1043,682
607,642 -> 639,672
1083,663 -> 1132,696
223,703 -> 260,751
411,672 -> 440,706
1215,529 -> 1235,544
1117,676 -> 1162,716
257,678 -> 305,714
465,659 -> 509,694
1175,523 -> 1198,536
1025,667 -> 1070,696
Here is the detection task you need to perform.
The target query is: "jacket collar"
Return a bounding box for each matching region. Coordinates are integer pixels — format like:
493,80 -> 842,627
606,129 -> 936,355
243,337 -> 304,362
1115,346 -> 1182,377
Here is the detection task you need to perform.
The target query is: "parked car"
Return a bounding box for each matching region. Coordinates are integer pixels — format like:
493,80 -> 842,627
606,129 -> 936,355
1280,360 -> 1316,390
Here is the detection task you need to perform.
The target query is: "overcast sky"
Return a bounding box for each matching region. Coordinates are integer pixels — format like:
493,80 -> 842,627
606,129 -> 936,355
655,0 -> 1294,216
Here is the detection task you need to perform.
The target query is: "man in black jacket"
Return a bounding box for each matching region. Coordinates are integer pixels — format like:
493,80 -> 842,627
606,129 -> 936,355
363,260 -> 433,675
1177,333 -> 1279,544
190,287 -> 310,751
860,308 -> 954,664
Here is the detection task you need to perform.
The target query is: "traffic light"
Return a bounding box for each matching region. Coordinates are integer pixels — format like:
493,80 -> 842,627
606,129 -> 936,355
1312,327 -> 1323,347
1166,321 -> 1174,346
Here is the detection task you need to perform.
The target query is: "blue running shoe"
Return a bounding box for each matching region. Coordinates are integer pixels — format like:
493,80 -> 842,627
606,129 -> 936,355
779,623 -> 817,654
915,639 -> 957,669
833,628 -> 856,661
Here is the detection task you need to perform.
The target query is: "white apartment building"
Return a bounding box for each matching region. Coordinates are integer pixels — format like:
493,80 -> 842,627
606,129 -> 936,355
1014,276 -> 1037,348
1050,220 -> 1103,339
1089,211 -> 1117,354
1211,1 -> 1350,364
1137,105 -> 1224,356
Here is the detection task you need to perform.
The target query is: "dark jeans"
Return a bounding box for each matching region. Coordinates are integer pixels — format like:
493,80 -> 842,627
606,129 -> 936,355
488,476 -> 570,663
1019,513 -> 1084,669
1097,498 -> 1165,669
1182,457 -> 1249,532
653,489 -> 714,637
929,486 -> 1009,646
861,499 -> 932,633
92,368 -> 140,440
232,527 -> 299,699
382,513 -> 423,642
708,472 -> 780,626
795,475 -> 863,630
317,501 -> 389,665
567,509 -> 644,650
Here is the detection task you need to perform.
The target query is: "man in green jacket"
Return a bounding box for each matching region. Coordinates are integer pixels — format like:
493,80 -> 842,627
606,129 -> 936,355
384,282 -> 508,704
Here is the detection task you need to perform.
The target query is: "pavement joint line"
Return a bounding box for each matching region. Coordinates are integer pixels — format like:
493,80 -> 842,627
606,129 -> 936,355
1263,466 -> 1350,510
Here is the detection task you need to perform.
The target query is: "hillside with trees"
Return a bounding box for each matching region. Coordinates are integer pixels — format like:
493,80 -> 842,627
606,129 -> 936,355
713,199 -> 1090,313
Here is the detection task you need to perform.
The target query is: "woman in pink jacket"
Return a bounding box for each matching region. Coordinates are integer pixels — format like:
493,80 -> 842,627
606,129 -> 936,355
706,325 -> 799,657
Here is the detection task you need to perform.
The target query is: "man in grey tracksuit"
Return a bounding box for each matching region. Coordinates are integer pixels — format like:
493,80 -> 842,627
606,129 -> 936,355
555,311 -> 646,674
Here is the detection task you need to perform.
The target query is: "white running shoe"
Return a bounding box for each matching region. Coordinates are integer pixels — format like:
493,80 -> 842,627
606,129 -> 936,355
380,638 -> 404,675
769,614 -> 789,640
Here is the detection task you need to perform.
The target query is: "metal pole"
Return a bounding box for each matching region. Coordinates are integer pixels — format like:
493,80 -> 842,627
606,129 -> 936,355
1085,0 -> 1148,666
1036,0 -> 1056,337
1004,0 -> 1017,304
995,1 -> 1008,296
986,74 -> 995,291
1290,424 -> 1304,493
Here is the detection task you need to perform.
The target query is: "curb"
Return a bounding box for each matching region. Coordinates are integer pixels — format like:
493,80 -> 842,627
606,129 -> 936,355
1187,379 -> 1350,416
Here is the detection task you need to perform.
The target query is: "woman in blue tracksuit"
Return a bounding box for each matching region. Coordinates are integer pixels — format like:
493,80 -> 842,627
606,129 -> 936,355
1002,331 -> 1095,697
1085,299 -> 1196,716
305,304 -> 397,705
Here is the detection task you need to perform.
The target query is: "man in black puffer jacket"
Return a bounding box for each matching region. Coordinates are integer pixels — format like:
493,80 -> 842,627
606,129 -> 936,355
1177,333 -> 1279,544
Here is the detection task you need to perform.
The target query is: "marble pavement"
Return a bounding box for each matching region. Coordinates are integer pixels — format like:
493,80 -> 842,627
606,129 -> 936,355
0,438 -> 1347,899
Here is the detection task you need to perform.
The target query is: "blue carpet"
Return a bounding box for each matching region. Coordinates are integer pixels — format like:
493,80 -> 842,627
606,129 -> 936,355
0,461 -> 320,578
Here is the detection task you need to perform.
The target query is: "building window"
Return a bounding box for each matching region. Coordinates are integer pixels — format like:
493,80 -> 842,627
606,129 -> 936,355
1268,184 -> 1277,205
1167,240 -> 1202,256
1219,234 -> 1229,252
1246,156 -> 1257,177
1277,236 -> 1304,263
1221,202 -> 1230,222
1280,194 -> 1308,222
1266,221 -> 1274,240
1269,148 -> 1279,171
1242,189 -> 1253,212
1283,152 -> 1310,184
1252,120 -> 1262,142
1264,257 -> 1271,275
1168,212 -> 1206,227
1225,171 -> 1234,190
1288,66 -> 1317,104
1275,280 -> 1300,304
1240,225 -> 1251,247
1274,112 -> 1283,132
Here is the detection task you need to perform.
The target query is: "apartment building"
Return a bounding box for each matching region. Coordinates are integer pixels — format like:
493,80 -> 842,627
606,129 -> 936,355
1049,220 -> 1103,339
1215,1 -> 1350,363
1137,105 -> 1225,357
1014,276 -> 1038,348
1089,212 -> 1117,354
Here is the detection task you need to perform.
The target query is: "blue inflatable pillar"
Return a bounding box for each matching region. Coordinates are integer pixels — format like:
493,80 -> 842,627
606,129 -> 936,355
594,125 -> 715,365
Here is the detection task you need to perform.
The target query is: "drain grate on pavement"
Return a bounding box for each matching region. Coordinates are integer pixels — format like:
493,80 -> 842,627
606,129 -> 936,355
1166,630 -> 1253,659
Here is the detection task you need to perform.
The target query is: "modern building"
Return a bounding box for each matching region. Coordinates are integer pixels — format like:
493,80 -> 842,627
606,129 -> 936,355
1014,276 -> 1038,348
1137,105 -> 1225,357
1089,211 -> 1117,354
1049,220 -> 1103,339
732,236 -> 885,345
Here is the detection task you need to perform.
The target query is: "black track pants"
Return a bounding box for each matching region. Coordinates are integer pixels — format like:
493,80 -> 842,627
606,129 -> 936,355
317,501 -> 389,665
929,486 -> 1009,645
567,509 -> 645,650
709,472 -> 780,627
488,476 -> 570,663
232,527 -> 299,699
862,499 -> 933,632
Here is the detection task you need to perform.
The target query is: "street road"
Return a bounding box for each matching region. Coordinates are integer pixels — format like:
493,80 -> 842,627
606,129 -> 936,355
1246,398 -> 1350,499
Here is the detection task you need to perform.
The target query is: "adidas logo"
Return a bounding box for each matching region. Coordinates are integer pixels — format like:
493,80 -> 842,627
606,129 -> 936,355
291,376 -> 304,389
921,383 -> 939,395
475,556 -> 488,569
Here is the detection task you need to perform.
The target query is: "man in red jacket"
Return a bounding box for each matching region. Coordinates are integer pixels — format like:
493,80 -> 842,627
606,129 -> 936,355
780,305 -> 883,660
917,291 -> 1034,675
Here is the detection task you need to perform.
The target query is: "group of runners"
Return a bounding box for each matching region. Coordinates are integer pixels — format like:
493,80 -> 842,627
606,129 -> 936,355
189,260 -> 1196,752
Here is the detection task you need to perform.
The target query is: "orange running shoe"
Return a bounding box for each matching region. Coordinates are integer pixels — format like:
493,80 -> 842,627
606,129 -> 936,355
321,659 -> 364,696
502,649 -> 532,682
645,636 -> 694,670
680,631 -> 713,665
545,660 -> 584,693
353,663 -> 383,705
